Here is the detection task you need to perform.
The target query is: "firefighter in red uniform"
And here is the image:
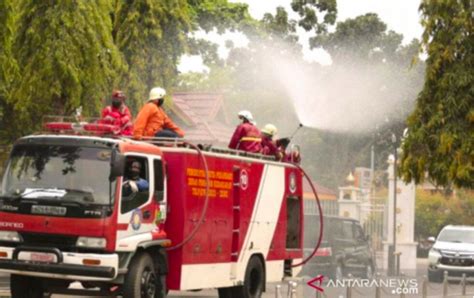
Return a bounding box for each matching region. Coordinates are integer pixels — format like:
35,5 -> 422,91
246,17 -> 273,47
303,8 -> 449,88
260,124 -> 284,161
228,110 -> 262,153
100,90 -> 133,136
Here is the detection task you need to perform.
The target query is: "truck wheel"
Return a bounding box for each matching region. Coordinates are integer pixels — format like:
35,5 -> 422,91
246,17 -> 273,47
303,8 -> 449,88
123,252 -> 159,298
217,287 -> 234,298
10,274 -> 45,298
233,256 -> 265,298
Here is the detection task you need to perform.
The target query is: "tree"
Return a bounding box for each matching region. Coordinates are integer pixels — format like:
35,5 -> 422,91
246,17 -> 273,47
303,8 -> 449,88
302,13 -> 424,187
400,0 -> 473,189
0,0 -> 18,142
291,0 -> 337,34
113,0 -> 251,112
113,0 -> 192,112
10,0 -> 124,139
415,189 -> 474,239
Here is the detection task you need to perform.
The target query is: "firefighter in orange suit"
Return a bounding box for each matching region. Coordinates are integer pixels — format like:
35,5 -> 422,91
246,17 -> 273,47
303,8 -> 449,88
228,110 -> 262,153
133,87 -> 185,139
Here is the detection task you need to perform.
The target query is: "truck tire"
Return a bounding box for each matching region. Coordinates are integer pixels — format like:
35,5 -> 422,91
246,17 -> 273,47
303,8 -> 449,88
231,256 -> 265,298
123,252 -> 160,298
10,274 -> 45,298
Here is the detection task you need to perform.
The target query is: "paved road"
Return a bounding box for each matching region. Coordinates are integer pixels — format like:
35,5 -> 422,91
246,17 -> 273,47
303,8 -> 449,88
0,259 -> 473,297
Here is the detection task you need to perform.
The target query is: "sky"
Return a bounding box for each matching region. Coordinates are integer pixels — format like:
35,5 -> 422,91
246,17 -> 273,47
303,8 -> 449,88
178,0 -> 423,72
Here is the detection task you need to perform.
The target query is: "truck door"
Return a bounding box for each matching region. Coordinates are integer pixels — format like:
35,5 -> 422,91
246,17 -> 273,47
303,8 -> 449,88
116,155 -> 156,248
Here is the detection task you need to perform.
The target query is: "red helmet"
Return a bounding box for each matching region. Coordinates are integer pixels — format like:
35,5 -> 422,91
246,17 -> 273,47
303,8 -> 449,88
112,90 -> 126,100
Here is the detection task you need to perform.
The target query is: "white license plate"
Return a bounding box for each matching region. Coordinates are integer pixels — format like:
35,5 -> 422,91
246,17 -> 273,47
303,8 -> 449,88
18,252 -> 58,263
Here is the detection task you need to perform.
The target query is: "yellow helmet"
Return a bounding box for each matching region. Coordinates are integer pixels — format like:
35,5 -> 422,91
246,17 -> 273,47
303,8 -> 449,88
148,87 -> 166,101
261,124 -> 277,136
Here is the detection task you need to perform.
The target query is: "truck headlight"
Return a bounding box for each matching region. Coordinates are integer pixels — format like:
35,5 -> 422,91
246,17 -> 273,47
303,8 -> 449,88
428,247 -> 441,263
0,231 -> 22,242
76,237 -> 106,249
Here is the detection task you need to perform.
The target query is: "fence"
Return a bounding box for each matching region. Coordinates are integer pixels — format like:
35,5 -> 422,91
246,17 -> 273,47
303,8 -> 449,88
277,272 -> 474,298
360,197 -> 387,252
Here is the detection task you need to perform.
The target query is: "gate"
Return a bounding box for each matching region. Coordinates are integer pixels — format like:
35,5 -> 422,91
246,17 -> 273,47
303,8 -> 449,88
360,197 -> 387,252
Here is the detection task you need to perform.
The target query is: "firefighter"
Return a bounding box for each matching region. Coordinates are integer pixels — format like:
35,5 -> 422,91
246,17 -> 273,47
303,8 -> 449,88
228,110 -> 262,153
122,161 -> 149,197
100,90 -> 133,135
133,87 -> 184,139
260,124 -> 284,160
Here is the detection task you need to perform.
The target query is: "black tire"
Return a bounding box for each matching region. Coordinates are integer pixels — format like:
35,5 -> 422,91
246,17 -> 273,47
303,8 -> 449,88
218,256 -> 265,298
123,252 -> 159,298
428,269 -> 443,283
234,256 -> 265,298
10,274 -> 45,298
156,275 -> 167,298
218,287 -> 234,298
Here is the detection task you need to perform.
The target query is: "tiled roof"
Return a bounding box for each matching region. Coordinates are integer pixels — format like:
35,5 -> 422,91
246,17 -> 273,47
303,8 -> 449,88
171,92 -> 232,145
172,92 -> 226,124
303,179 -> 337,200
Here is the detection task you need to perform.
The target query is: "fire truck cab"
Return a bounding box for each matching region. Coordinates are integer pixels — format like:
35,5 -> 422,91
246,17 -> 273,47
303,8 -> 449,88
0,129 -> 304,297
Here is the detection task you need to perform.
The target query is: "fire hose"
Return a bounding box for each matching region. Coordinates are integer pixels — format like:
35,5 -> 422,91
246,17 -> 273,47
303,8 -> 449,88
166,142 -> 210,251
291,163 -> 324,267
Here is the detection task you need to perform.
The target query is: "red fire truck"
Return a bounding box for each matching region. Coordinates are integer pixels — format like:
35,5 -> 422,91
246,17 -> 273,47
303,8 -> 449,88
0,122 -> 317,297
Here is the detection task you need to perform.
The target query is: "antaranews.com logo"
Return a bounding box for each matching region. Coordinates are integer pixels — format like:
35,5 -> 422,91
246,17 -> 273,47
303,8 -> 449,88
308,275 -> 419,295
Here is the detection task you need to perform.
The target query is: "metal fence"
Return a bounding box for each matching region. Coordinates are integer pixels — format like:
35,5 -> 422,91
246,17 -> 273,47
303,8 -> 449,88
360,197 -> 387,252
278,272 -> 474,298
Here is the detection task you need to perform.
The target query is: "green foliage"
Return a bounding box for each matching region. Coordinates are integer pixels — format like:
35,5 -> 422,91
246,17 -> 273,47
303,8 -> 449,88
291,0 -> 337,34
0,0 -> 19,142
114,0 -> 192,112
400,0 -> 473,188
415,189 -> 474,238
10,0 -> 124,138
188,0 -> 251,33
0,0 -> 251,142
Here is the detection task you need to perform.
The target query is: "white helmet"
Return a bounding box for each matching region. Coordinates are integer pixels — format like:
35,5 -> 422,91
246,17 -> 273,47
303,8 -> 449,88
238,110 -> 253,122
148,87 -> 166,101
261,124 -> 277,136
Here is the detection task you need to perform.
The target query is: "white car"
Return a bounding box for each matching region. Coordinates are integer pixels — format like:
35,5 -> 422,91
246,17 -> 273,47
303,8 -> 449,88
428,225 -> 474,282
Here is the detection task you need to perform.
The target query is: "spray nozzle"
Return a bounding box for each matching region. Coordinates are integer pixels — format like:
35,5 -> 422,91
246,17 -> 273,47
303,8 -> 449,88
289,123 -> 304,140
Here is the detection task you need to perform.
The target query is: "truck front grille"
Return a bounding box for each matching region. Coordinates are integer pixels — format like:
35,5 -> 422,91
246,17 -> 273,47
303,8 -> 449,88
20,232 -> 78,251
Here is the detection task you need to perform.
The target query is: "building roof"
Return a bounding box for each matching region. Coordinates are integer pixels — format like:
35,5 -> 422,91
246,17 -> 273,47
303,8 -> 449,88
170,92 -> 234,145
303,180 -> 337,201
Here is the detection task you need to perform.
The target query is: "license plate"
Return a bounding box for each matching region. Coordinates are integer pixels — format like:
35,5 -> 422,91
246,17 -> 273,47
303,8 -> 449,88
19,252 -> 58,263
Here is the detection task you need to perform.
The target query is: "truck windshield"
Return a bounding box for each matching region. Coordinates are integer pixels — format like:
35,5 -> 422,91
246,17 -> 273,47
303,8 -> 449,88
1,144 -> 113,205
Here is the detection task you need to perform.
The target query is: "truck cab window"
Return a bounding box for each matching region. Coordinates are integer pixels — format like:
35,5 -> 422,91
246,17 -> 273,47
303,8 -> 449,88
154,159 -> 164,201
121,156 -> 150,213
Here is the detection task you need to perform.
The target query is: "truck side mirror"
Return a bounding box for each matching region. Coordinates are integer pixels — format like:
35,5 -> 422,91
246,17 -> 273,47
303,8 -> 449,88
109,149 -> 125,182
427,236 -> 436,243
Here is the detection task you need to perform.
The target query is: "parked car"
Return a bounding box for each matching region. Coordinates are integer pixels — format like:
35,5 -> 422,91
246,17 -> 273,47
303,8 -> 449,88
302,215 -> 376,280
427,225 -> 474,282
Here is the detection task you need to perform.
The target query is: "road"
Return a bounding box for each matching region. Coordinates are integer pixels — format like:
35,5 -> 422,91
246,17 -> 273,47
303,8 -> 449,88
0,259 -> 473,297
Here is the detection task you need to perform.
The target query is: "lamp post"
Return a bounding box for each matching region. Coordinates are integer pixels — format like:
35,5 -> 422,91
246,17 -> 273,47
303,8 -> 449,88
391,133 -> 398,276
